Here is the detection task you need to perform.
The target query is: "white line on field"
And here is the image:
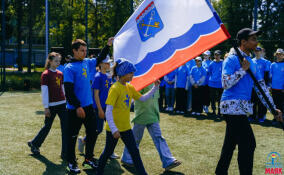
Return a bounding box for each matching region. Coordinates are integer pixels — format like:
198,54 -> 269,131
0,93 -> 40,98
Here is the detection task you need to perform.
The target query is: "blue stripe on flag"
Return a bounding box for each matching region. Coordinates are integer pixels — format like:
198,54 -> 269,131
134,16 -> 220,77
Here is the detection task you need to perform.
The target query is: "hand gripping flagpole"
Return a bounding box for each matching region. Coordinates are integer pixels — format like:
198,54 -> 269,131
231,40 -> 284,130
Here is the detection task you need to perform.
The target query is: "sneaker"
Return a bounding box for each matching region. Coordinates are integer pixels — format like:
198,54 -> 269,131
203,106 -> 209,113
176,111 -> 181,114
165,160 -> 182,171
110,153 -> 120,159
180,111 -> 185,114
82,158 -> 98,169
78,136 -> 85,154
169,107 -> 174,112
121,160 -> 134,168
196,113 -> 201,116
248,117 -> 254,122
27,141 -> 40,155
67,162 -> 81,174
258,118 -> 265,123
191,112 -> 196,115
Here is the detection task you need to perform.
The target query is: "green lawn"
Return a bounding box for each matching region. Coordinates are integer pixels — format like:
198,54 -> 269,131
0,91 -> 283,175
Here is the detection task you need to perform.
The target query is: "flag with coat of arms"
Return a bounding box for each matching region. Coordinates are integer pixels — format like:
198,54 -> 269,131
113,0 -> 231,90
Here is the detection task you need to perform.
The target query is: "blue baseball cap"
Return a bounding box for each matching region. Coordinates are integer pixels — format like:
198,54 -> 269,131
255,46 -> 262,51
115,58 -> 137,76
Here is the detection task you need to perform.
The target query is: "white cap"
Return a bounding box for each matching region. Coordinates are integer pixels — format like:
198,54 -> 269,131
195,57 -> 202,61
275,48 -> 284,54
203,50 -> 211,56
102,55 -> 112,63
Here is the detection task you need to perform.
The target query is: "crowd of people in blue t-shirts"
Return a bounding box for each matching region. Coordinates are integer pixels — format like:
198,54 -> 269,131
159,47 -> 284,123
26,33 -> 284,174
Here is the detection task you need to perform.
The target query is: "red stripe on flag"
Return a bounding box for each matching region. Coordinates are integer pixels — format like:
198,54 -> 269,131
131,27 -> 229,91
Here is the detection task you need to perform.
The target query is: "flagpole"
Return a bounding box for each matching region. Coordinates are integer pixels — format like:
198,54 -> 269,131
45,0 -> 49,59
231,40 -> 284,130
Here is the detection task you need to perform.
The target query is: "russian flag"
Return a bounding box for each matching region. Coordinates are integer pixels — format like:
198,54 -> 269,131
113,0 -> 230,91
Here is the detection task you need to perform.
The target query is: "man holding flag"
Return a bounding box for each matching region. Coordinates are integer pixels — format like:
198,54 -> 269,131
215,28 -> 283,175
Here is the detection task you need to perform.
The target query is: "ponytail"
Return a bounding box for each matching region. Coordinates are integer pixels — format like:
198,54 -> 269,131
44,52 -> 61,70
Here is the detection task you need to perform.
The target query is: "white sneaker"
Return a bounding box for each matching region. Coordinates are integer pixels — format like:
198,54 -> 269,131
203,106 -> 209,113
196,113 -> 201,115
180,111 -> 185,114
169,107 -> 174,112
165,107 -> 170,111
78,136 -> 85,154
110,153 -> 120,159
191,112 -> 196,115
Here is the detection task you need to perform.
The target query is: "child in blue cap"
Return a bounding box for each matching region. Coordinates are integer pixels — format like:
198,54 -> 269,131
97,58 -> 160,175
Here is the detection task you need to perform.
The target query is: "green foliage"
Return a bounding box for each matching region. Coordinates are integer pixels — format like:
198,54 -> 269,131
212,0 -> 284,59
6,72 -> 41,91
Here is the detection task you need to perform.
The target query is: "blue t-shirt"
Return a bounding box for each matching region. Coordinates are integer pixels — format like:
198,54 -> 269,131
186,59 -> 196,87
165,70 -> 176,88
92,72 -> 112,109
64,58 -> 97,109
202,59 -> 212,85
57,64 -> 65,73
190,66 -> 207,84
208,60 -> 223,88
160,77 -> 166,87
175,65 -> 189,88
221,54 -> 262,101
88,59 -> 98,83
252,57 -> 270,79
270,62 -> 284,90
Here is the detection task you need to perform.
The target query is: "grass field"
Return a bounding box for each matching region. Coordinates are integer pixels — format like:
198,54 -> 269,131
0,91 -> 283,175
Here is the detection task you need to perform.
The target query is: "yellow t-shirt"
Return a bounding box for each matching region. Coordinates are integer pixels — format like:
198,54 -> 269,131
105,82 -> 142,132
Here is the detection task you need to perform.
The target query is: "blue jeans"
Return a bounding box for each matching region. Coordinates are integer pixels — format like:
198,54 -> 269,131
187,85 -> 192,110
165,87 -> 175,108
121,123 -> 176,168
97,130 -> 147,175
31,104 -> 68,156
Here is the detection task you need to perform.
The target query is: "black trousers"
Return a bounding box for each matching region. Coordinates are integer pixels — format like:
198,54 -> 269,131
32,104 -> 68,157
251,90 -> 267,119
66,105 -> 98,163
192,86 -> 204,113
175,88 -> 187,112
203,85 -> 210,106
97,130 -> 147,175
215,115 -> 256,175
159,86 -> 166,110
209,87 -> 223,113
272,89 -> 284,112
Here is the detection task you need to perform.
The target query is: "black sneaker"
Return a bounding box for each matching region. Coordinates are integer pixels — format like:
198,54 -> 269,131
66,162 -> 81,174
82,158 -> 98,169
27,141 -> 40,155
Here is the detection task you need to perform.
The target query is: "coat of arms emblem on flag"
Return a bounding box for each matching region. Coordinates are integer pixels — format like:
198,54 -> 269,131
136,1 -> 164,41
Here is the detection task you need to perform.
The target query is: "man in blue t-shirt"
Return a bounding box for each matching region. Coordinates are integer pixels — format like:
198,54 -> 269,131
250,46 -> 271,122
64,38 -> 113,173
175,64 -> 190,114
202,50 -> 212,113
164,70 -> 177,112
186,59 -> 196,112
208,50 -> 223,116
190,57 -> 207,115
215,28 -> 282,175
270,48 -> 284,124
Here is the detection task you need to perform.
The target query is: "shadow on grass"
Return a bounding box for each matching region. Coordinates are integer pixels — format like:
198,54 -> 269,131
180,111 -> 284,130
36,111 -> 45,115
103,159 -> 125,175
30,154 -> 67,175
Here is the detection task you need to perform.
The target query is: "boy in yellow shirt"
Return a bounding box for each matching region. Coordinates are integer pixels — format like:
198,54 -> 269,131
97,58 -> 160,175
